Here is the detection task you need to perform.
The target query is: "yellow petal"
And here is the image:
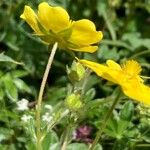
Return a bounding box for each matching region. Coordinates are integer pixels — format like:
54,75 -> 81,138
38,2 -> 70,32
69,19 -> 103,45
70,46 -> 98,53
106,60 -> 122,70
122,80 -> 150,105
20,5 -> 42,34
79,59 -> 107,76
79,59 -> 121,83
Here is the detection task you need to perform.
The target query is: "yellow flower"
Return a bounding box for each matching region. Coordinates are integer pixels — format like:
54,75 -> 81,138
79,59 -> 150,105
20,2 -> 103,53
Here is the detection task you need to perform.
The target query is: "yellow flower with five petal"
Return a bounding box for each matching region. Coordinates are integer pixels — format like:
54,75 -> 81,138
20,2 -> 103,53
79,59 -> 150,105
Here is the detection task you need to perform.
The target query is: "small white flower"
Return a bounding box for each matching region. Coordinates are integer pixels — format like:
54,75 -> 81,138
44,104 -> 53,112
42,112 -> 53,122
17,99 -> 29,111
21,114 -> 32,123
72,131 -> 77,139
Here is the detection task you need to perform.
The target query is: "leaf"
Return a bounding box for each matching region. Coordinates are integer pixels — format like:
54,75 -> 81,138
26,142 -> 36,150
93,144 -> 103,150
120,101 -> 134,121
105,118 -> 120,138
97,45 -> 120,60
14,78 -> 31,93
84,88 -> 96,101
105,102 -> 134,139
47,87 -> 66,104
113,139 -> 129,150
0,53 -> 22,65
3,75 -> 18,101
11,70 -> 29,78
122,33 -> 150,50
117,120 -> 129,137
0,88 -> 4,100
67,143 -> 88,150
42,131 -> 59,150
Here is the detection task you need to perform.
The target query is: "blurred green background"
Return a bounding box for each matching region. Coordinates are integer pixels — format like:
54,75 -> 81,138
0,0 -> 150,149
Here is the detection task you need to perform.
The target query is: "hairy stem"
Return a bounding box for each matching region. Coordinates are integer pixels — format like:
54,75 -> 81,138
36,42 -> 58,150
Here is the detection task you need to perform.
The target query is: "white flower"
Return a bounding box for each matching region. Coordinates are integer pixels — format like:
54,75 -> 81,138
21,114 -> 32,122
17,98 -> 29,111
42,112 -> 53,122
44,104 -> 53,112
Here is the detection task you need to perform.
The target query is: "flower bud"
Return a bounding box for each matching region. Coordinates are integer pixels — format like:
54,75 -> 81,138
65,94 -> 83,111
67,61 -> 85,83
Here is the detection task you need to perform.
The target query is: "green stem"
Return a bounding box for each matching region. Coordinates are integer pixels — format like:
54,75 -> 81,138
136,144 -> 150,147
102,11 -> 116,41
61,130 -> 69,150
89,90 -> 121,150
36,42 -> 58,150
101,39 -> 132,51
61,116 -> 73,150
130,49 -> 150,59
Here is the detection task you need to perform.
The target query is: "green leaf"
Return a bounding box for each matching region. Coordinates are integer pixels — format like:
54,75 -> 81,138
26,142 -> 36,150
47,87 -> 66,104
67,143 -> 88,150
4,75 -> 18,101
42,131 -> 59,150
84,88 -> 96,101
11,70 -> 29,78
0,88 -> 4,100
105,118 -> 120,138
105,102 -> 134,139
98,45 -> 120,60
113,139 -> 129,150
0,53 -> 22,65
93,144 -> 103,150
117,120 -> 129,137
120,101 -> 134,121
14,78 -> 31,93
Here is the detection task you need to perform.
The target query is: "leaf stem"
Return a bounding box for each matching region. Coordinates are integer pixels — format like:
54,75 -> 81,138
89,90 -> 121,150
36,42 -> 58,150
130,49 -> 150,59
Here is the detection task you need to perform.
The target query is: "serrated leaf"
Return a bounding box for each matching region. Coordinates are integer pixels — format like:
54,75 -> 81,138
105,118 -> 120,138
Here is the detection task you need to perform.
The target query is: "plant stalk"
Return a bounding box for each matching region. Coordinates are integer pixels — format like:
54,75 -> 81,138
61,119 -> 72,150
89,90 -> 121,150
36,42 -> 58,150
